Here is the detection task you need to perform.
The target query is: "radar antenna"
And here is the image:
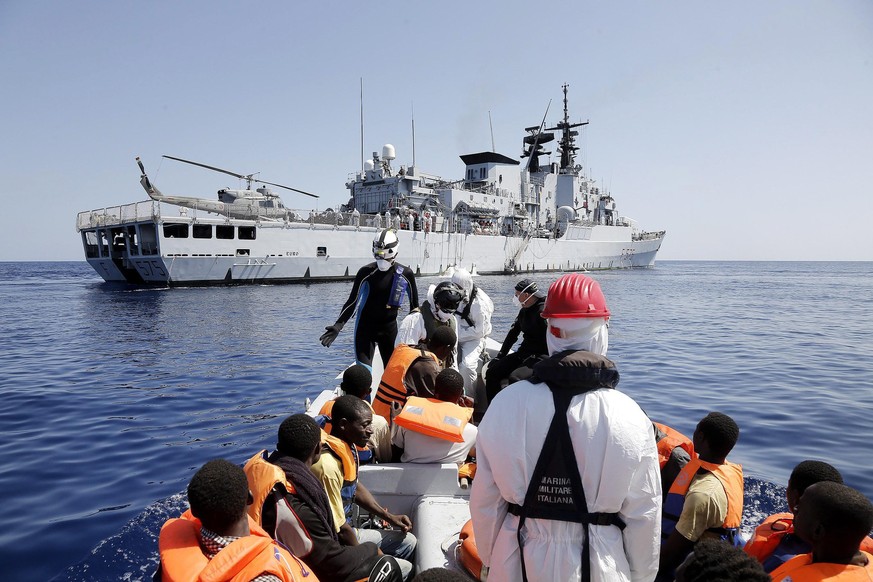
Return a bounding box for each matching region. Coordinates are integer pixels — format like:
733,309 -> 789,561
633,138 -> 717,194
545,83 -> 589,172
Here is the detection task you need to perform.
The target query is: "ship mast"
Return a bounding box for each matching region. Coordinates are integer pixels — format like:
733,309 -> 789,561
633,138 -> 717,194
546,83 -> 589,172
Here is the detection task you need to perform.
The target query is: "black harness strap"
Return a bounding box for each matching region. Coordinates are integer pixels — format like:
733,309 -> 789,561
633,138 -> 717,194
459,285 -> 478,327
513,386 -> 624,582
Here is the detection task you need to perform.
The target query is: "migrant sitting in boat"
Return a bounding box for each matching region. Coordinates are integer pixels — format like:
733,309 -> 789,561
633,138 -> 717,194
391,369 -> 477,465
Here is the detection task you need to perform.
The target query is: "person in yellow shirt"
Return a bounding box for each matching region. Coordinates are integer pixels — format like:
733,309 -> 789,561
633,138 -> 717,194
311,396 -> 416,580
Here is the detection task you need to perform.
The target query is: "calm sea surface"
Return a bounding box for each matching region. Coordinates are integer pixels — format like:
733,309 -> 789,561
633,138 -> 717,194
1,260 -> 871,581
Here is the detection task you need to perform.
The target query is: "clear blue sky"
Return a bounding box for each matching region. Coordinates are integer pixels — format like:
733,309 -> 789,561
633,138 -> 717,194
1,1 -> 871,261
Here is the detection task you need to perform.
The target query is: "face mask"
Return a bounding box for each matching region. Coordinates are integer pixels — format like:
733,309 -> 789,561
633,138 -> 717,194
375,258 -> 393,271
435,307 -> 455,322
546,318 -> 609,356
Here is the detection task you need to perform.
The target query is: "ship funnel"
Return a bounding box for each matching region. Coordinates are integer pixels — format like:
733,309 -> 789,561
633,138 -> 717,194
382,144 -> 396,161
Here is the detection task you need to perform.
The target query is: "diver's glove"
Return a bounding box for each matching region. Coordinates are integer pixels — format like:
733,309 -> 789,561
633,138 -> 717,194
319,323 -> 343,347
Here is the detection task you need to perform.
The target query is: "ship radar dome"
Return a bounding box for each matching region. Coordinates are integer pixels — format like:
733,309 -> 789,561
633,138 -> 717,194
382,144 -> 396,161
364,159 -> 375,171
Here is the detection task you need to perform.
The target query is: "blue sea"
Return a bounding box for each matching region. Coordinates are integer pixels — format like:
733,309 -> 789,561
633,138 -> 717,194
1,260 -> 871,581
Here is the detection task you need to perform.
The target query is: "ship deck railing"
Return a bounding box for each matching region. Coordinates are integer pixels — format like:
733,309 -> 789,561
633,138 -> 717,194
632,230 -> 666,241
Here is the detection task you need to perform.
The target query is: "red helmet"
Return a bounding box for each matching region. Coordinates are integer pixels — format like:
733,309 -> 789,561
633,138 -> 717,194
541,273 -> 610,319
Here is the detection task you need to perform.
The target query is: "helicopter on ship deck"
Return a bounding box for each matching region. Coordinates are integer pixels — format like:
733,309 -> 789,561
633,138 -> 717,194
136,155 -> 319,220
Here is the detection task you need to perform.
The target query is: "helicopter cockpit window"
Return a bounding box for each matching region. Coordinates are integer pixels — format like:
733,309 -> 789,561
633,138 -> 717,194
238,226 -> 256,240
193,224 -> 212,239
216,225 -> 234,240
163,224 -> 189,239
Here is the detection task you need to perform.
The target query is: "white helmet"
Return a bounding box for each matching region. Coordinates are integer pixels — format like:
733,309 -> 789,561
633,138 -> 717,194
373,229 -> 399,261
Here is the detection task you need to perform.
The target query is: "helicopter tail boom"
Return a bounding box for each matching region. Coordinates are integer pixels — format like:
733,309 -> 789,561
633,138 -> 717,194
136,157 -> 165,200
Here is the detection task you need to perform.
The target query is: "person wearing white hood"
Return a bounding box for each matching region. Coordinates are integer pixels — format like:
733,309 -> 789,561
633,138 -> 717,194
319,229 -> 419,370
394,281 -> 463,369
470,273 -> 661,582
450,268 -> 494,395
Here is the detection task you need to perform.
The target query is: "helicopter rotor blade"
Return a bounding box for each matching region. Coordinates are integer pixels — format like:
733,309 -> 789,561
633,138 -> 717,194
256,179 -> 320,199
163,155 -> 250,181
163,154 -> 320,198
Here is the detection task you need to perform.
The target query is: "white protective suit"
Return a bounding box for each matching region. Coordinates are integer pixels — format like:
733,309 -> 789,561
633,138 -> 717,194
470,362 -> 661,582
395,284 -> 459,370
451,269 -> 494,393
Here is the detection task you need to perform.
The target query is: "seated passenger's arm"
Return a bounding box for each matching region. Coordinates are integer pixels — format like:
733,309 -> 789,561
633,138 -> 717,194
338,522 -> 358,546
355,482 -> 412,532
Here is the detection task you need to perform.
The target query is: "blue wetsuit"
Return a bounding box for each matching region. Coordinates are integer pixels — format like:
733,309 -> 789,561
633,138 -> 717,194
334,262 -> 418,368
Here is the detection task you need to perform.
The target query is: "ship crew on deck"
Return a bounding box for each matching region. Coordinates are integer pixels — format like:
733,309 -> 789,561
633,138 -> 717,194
320,229 -> 419,369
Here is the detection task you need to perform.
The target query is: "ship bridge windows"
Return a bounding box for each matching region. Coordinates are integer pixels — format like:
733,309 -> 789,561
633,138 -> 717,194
216,225 -> 234,239
238,226 -> 256,240
193,224 -> 212,239
163,223 -> 189,238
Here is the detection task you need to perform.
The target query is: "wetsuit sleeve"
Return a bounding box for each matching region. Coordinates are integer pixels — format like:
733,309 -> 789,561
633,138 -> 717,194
403,357 -> 439,398
335,266 -> 370,327
403,266 -> 419,311
499,312 -> 523,355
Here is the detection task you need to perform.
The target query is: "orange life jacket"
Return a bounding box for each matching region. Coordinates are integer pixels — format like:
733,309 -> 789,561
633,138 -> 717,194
654,422 -> 694,470
771,551 -> 873,581
158,509 -> 315,582
393,396 -> 472,443
744,512 -> 794,563
372,345 -> 438,421
316,399 -> 375,464
662,457 -> 743,543
318,400 -> 335,417
745,512 -> 873,571
244,450 -> 297,525
321,430 -> 359,522
458,518 -> 486,581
